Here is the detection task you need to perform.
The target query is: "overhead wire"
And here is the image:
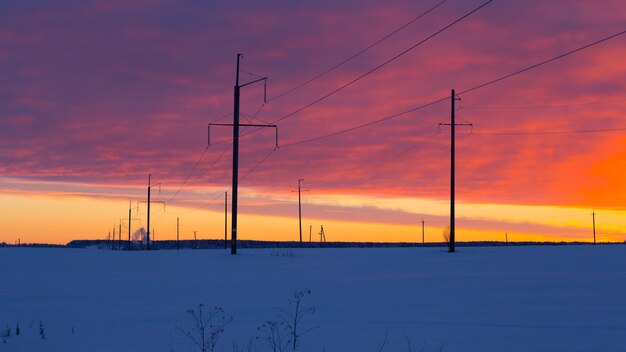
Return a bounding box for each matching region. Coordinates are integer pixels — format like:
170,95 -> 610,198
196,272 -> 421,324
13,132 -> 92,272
473,127 -> 626,136
159,9 -> 626,219
462,98 -> 626,110
164,146 -> 278,215
166,146 -> 209,204
278,27 -> 626,148
135,1 -> 306,221
280,98 -> 448,148
271,0 -> 495,124
269,0 -> 449,102
457,29 -> 626,96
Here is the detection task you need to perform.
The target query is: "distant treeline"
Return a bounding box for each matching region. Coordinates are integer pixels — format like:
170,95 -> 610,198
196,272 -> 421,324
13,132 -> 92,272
0,242 -> 65,248
62,239 -> 624,250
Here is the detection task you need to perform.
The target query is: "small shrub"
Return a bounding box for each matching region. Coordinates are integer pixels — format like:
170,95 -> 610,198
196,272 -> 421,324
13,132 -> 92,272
39,321 -> 46,340
258,289 -> 316,352
177,304 -> 232,352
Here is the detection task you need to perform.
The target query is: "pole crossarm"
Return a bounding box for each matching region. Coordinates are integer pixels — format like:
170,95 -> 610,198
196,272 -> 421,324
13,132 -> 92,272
208,123 -> 279,149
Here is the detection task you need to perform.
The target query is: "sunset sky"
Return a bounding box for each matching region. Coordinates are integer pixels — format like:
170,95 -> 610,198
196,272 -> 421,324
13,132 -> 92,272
1,0 -> 626,244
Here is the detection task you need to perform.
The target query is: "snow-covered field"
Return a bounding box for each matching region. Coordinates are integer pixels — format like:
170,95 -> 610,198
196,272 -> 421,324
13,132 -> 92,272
1,245 -> 625,351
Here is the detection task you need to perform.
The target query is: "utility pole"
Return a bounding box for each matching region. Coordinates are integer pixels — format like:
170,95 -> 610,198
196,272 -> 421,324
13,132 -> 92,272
128,202 -> 132,249
224,191 -> 228,249
208,54 -> 276,255
292,179 -> 309,243
421,218 -> 425,244
592,211 -> 596,244
319,225 -> 326,243
194,231 -> 197,249
112,226 -> 116,250
177,217 -> 180,250
143,174 -> 162,250
147,174 -> 151,250
118,222 -> 122,250
439,89 -> 471,253
309,224 -> 312,243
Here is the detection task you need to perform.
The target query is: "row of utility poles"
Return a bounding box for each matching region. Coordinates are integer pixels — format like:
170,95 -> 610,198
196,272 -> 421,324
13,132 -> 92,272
116,57 -> 604,254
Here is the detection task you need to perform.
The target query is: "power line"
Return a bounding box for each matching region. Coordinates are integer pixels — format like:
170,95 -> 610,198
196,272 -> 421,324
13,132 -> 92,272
462,98 -> 626,110
166,146 -> 209,204
164,192 -> 225,215
269,0 -> 449,102
210,112 -> 233,124
279,28 -> 626,148
187,142 -> 233,187
163,147 -> 277,216
458,29 -> 626,96
281,98 -> 448,148
239,148 -> 277,183
271,0 -> 495,124
473,126 -> 626,136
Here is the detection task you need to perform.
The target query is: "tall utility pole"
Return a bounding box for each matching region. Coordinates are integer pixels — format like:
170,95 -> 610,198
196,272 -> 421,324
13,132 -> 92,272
309,224 -> 312,243
292,179 -> 309,243
232,54 -> 241,256
177,217 -> 180,250
147,174 -> 151,250
144,174 -> 162,250
592,211 -> 596,244
208,54 -> 276,255
112,226 -> 116,250
118,222 -> 122,250
194,231 -> 197,249
439,89 -> 471,253
224,191 -> 228,249
128,202 -> 132,248
449,89 -> 456,253
421,218 -> 425,244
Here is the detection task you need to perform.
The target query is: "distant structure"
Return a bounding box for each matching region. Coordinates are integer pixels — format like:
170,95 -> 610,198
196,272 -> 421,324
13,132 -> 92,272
319,225 -> 326,243
292,179 -> 310,243
592,211 -> 597,244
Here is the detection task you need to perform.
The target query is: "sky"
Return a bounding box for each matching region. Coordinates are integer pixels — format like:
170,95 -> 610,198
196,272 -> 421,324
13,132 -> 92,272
1,0 -> 626,244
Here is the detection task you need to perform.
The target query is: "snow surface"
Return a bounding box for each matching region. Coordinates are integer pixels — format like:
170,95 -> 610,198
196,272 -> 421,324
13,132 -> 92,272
0,245 -> 625,351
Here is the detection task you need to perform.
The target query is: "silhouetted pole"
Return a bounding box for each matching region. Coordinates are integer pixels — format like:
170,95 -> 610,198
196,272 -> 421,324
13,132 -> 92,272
231,54 -> 241,255
592,211 -> 596,244
194,230 -> 198,249
147,174 -> 151,250
309,224 -> 312,242
118,222 -> 122,250
291,179 -> 309,243
421,218 -> 425,244
438,89 -> 471,253
128,202 -> 132,248
224,191 -> 228,249
450,89 -> 456,253
505,232 -> 508,244
112,226 -> 116,250
226,53 -> 272,255
298,179 -> 303,242
177,217 -> 180,250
